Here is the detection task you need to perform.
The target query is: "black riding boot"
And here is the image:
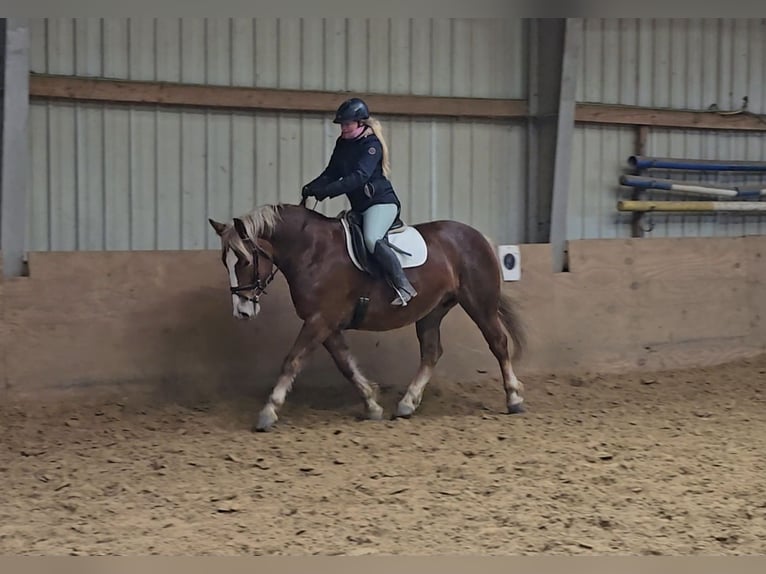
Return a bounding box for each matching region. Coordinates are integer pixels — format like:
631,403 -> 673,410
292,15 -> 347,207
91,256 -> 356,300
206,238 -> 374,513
373,239 -> 418,306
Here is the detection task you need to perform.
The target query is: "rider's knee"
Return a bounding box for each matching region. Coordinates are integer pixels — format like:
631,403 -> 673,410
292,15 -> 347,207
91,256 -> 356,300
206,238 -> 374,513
364,235 -> 378,253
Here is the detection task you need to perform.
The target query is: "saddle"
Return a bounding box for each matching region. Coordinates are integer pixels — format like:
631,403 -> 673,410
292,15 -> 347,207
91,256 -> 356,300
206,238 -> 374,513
338,210 -> 428,276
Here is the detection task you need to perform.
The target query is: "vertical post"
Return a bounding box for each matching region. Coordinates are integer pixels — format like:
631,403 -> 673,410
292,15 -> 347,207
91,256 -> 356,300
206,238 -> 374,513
526,18 -> 566,244
548,18 -> 581,273
0,18 -> 29,278
524,19 -> 539,245
630,125 -> 649,238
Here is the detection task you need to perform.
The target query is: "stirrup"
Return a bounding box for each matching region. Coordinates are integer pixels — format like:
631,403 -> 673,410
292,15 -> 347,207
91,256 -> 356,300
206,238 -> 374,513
390,286 -> 417,307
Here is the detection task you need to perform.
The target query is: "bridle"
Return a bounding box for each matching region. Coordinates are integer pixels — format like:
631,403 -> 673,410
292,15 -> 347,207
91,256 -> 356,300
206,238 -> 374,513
229,196 -> 315,303
229,234 -> 279,304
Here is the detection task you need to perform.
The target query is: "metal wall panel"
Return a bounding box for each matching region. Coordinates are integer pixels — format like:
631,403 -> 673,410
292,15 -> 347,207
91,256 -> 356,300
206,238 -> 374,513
567,125 -> 637,241
576,18 -> 765,113
27,18 -> 528,251
569,18 -> 766,240
28,102 -> 528,251
29,18 -> 527,98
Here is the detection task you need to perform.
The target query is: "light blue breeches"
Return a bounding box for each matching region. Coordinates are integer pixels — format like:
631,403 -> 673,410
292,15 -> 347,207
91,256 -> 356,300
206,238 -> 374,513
361,203 -> 399,254
362,203 -> 397,253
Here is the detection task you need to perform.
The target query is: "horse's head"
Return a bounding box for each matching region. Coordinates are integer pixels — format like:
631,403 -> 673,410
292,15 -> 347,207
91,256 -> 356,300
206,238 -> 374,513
208,216 -> 277,320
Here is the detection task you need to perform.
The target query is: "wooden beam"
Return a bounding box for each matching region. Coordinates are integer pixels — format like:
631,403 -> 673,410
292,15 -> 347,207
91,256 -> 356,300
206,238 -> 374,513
29,73 -> 529,120
1,19 -> 29,278
576,102 -> 766,132
28,74 -> 766,132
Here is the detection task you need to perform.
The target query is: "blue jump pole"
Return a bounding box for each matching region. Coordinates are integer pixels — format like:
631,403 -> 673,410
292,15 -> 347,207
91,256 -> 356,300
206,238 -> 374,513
619,174 -> 766,199
628,155 -> 766,172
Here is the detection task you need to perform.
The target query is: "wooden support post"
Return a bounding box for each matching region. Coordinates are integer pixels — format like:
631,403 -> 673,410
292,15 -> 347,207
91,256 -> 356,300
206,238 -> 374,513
1,18 -> 29,278
549,18 -> 581,273
631,125 -> 649,238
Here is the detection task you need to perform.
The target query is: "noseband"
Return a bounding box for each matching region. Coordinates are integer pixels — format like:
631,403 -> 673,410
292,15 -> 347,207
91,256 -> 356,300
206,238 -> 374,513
230,234 -> 279,303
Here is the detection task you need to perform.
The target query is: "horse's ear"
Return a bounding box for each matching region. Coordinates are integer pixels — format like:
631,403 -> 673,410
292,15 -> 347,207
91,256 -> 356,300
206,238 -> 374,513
208,218 -> 227,236
232,217 -> 249,241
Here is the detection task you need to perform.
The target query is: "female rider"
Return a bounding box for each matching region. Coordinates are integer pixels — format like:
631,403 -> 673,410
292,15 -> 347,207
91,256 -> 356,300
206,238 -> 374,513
301,97 -> 417,307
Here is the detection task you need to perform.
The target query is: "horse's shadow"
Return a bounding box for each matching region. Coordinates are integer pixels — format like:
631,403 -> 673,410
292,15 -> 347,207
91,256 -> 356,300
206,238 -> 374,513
139,282 -> 429,417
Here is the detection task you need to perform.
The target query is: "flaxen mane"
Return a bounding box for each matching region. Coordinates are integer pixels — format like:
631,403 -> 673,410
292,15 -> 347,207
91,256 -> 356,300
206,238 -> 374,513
224,204 -> 283,250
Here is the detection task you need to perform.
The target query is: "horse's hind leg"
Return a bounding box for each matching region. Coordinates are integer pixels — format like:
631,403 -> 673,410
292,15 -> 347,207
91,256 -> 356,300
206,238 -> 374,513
459,296 -> 525,414
323,331 -> 384,421
396,301 -> 455,418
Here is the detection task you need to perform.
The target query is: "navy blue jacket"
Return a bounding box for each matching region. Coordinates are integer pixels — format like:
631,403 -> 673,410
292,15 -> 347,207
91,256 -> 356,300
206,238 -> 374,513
304,130 -> 401,215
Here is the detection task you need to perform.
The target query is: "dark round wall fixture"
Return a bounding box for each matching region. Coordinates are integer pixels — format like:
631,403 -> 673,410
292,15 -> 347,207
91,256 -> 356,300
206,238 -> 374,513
503,253 -> 516,271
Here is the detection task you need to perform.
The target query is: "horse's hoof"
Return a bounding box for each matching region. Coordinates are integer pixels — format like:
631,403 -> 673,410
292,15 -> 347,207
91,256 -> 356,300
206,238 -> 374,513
507,402 -> 525,415
395,402 -> 415,419
367,405 -> 385,421
254,410 -> 278,432
253,419 -> 275,432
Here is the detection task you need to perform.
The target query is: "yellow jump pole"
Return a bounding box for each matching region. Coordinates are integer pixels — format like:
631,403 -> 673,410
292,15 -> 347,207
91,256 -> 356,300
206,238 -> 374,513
618,200 -> 766,213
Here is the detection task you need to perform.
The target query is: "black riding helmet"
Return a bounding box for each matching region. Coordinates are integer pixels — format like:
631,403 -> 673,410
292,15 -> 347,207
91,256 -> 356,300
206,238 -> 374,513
333,97 -> 370,124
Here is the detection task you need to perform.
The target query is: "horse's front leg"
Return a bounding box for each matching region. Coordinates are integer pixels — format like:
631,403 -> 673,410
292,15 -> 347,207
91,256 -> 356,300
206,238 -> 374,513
255,320 -> 329,432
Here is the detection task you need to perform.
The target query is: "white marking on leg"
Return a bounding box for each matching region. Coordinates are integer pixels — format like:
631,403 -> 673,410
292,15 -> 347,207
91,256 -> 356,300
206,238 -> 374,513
400,365 -> 434,412
270,378 -> 292,408
267,348 -> 309,411
259,403 -> 278,425
504,360 -> 524,406
256,322 -> 326,430
345,354 -> 383,418
258,372 -> 296,428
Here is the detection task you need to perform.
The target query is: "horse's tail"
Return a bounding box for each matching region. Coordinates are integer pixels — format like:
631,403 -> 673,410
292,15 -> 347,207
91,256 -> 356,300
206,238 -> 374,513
498,291 -> 526,363
481,233 -> 527,363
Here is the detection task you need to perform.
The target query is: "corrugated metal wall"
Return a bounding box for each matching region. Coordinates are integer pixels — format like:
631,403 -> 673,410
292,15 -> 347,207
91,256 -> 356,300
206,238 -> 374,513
28,18 -> 765,249
26,18 -> 529,251
569,18 -> 766,240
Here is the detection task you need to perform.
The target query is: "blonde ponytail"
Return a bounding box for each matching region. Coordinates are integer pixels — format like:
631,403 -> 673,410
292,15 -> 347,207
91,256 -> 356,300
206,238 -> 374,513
364,116 -> 391,178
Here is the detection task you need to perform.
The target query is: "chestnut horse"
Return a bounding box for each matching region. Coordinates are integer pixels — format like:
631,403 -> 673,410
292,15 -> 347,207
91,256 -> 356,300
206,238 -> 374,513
208,202 -> 527,432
